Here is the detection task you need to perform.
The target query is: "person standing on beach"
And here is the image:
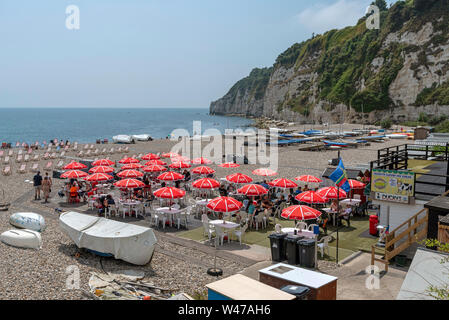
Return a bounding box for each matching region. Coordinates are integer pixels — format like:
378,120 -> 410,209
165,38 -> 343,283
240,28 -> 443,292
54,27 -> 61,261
45,172 -> 52,195
42,177 -> 51,203
33,171 -> 43,200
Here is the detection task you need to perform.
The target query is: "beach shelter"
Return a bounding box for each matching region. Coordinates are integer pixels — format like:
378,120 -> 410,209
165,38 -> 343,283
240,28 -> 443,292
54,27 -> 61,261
114,179 -> 145,189
192,178 -> 220,189
252,168 -> 277,177
61,170 -> 88,179
226,173 -> 253,184
191,166 -> 215,175
88,166 -> 114,174
84,173 -> 113,182
142,165 -> 167,173
295,175 -> 322,183
92,159 -> 115,167
237,184 -> 268,196
219,163 -> 240,168
157,171 -> 184,181
64,161 -> 87,170
295,191 -> 327,204
207,197 -> 243,213
281,205 -> 322,221
153,187 -> 186,199
117,169 -> 144,178
119,157 -> 140,164
268,178 -> 297,189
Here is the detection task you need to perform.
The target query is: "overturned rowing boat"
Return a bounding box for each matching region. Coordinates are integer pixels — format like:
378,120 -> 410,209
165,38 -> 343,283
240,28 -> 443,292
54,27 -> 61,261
59,211 -> 157,265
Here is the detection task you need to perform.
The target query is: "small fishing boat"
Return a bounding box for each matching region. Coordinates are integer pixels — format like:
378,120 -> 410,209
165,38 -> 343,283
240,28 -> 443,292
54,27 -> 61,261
59,211 -> 157,265
112,135 -> 135,144
9,212 -> 46,232
323,140 -> 349,147
131,134 -> 153,141
386,134 -> 409,139
0,229 -> 42,249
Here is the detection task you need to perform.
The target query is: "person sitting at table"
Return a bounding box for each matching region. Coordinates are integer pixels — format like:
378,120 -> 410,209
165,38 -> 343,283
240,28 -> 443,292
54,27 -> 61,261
319,210 -> 329,234
288,194 -> 298,205
69,183 -> 79,203
103,195 -> 115,215
261,195 -> 273,214
294,186 -> 302,195
274,195 -> 286,209
96,196 -> 105,216
135,189 -> 144,201
330,199 -> 341,212
183,170 -> 191,182
78,182 -> 88,203
303,184 -> 310,192
219,184 -> 228,196
339,206 -> 352,227
260,180 -> 269,190
227,184 -> 235,194
143,176 -> 151,197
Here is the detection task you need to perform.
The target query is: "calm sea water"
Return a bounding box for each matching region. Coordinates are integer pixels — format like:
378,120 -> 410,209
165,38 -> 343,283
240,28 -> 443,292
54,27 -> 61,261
0,108 -> 253,144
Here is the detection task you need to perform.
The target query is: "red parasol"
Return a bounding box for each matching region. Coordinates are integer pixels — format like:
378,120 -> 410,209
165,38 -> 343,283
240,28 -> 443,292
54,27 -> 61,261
219,163 -> 240,168
142,165 -> 167,173
157,171 -> 184,181
88,166 -> 114,174
295,191 -> 328,204
141,153 -> 160,161
153,187 -> 186,199
192,178 -> 220,189
317,186 -> 347,199
120,163 -> 143,170
268,178 -> 297,189
114,179 -> 145,188
207,197 -> 243,213
226,173 -> 253,184
281,205 -> 322,221
117,169 -> 144,178
161,152 -> 180,158
84,173 -> 113,182
191,157 -> 212,165
63,161 -> 87,170
237,184 -> 268,196
92,159 -> 115,167
191,166 -> 215,175
169,162 -> 192,169
145,160 -> 167,166
295,175 -> 323,183
61,170 -> 88,179
119,157 -> 140,164
348,179 -> 366,189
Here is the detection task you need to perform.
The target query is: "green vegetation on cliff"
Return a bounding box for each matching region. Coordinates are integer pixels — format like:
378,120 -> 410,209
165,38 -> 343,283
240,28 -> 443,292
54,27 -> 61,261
214,0 -> 449,116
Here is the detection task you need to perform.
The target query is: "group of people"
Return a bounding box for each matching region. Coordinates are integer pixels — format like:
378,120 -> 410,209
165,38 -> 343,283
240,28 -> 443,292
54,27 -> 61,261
33,171 -> 52,203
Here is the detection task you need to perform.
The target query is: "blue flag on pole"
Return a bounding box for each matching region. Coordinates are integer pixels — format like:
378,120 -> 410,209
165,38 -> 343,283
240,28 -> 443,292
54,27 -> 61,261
329,159 -> 351,193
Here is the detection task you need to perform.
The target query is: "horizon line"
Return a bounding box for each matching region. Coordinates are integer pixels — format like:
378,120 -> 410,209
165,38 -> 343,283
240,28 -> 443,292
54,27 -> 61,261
0,106 -> 210,109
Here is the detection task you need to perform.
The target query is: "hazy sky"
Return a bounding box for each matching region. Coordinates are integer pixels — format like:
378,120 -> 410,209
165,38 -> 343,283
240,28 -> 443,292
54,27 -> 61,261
0,0 -> 394,108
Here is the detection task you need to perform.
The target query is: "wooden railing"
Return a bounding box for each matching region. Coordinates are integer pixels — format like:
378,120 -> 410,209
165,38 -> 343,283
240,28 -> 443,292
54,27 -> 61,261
371,208 -> 428,272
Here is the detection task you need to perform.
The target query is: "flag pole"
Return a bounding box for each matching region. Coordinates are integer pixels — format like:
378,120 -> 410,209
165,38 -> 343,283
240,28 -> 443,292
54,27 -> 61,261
336,150 -> 341,264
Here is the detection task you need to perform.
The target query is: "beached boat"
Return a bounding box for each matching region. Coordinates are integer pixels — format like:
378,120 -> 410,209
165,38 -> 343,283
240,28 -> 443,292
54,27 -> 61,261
0,229 -> 42,249
59,211 -> 157,265
131,134 -> 153,141
9,212 -> 46,232
112,135 -> 135,144
386,134 -> 408,139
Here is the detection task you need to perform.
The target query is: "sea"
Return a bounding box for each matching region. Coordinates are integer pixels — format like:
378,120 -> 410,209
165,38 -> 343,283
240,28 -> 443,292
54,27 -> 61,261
0,108 -> 254,144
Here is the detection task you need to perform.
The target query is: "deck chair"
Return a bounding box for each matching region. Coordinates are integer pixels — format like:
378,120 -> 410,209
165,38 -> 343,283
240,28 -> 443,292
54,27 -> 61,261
109,148 -> 114,154
101,148 -> 107,155
60,151 -> 66,158
295,221 -> 308,230
50,152 -> 57,159
24,154 -> 30,162
18,164 -> 26,174
77,151 -> 84,157
30,163 -> 39,172
32,154 -> 39,162
73,143 -> 78,151
85,150 -> 91,157
56,160 -> 64,169
18,149 -> 23,156
44,161 -> 53,171
16,155 -> 23,163
89,144 -> 94,150
43,153 -> 50,160
2,166 -> 11,176
8,150 -> 13,157
3,156 -> 9,164
0,150 -> 3,157
83,144 -> 89,150
123,147 -> 129,153
117,147 -> 123,153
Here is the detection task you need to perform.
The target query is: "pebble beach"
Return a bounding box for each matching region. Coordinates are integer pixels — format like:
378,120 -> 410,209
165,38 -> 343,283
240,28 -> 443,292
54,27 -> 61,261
0,123 -> 410,299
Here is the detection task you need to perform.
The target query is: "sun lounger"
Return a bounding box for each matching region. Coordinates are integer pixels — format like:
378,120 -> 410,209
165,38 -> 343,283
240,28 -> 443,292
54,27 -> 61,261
43,153 -> 50,160
30,163 -> 39,172
3,156 -> 10,164
123,147 -> 129,153
27,148 -> 33,155
24,154 -> 30,162
0,151 -> 3,157
109,148 -> 114,154
2,165 -> 11,176
86,150 -> 91,157
46,147 -> 52,153
83,144 -> 89,150
16,155 -> 23,163
18,164 -> 26,174
73,143 -> 78,151
15,142 -> 20,148
18,149 -> 23,156
93,149 -> 99,156
101,148 -> 107,155
117,147 -> 123,153
8,150 -> 13,157
44,161 -> 53,171
56,160 -> 64,169
89,144 -> 94,150
32,154 -> 39,161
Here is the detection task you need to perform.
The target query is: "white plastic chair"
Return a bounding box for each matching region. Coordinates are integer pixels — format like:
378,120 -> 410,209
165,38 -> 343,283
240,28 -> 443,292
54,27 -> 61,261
308,223 -> 319,232
203,222 -> 215,241
233,223 -> 248,245
295,221 -> 308,230
214,225 -> 228,246
275,223 -> 283,234
317,236 -> 332,257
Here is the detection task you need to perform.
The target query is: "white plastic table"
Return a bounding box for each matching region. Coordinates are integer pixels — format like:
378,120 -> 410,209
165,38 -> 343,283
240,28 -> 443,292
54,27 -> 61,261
120,200 -> 141,217
156,207 -> 182,227
281,228 -> 315,238
209,220 -> 240,243
340,199 -> 361,206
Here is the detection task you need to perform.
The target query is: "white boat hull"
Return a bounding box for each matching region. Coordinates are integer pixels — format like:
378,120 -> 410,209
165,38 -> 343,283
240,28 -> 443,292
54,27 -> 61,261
131,134 -> 152,141
386,134 -> 408,139
59,211 -> 157,265
9,212 -> 46,232
1,229 -> 42,249
112,135 -> 134,144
